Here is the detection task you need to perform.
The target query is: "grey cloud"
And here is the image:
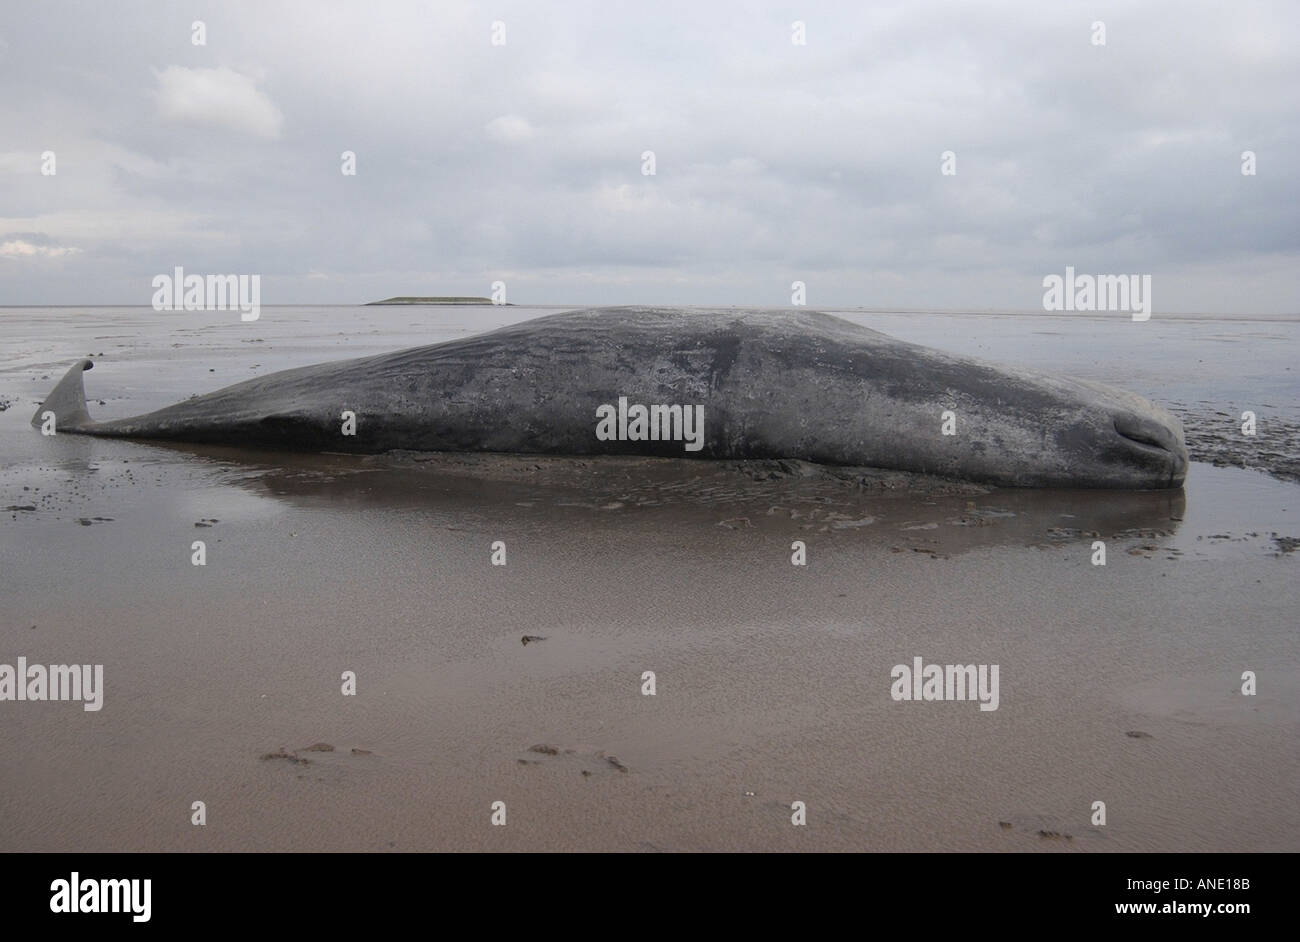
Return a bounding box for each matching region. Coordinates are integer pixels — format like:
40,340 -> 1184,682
0,0 -> 1295,312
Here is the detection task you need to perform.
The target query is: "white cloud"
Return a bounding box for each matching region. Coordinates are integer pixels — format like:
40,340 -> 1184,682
485,114 -> 536,143
0,239 -> 80,258
153,66 -> 283,139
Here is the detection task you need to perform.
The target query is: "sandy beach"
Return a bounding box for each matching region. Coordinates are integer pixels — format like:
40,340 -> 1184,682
1,305 -> 1297,852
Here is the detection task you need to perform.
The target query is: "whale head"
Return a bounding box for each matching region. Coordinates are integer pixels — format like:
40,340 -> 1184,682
1053,378 -> 1189,489
847,335 -> 1192,489
932,366 -> 1190,489
780,322 -> 1192,490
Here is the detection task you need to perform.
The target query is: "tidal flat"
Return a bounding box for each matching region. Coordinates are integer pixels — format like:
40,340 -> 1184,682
1,305 -> 1296,851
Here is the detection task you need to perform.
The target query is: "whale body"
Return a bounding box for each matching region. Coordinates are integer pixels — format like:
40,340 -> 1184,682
32,307 -> 1188,489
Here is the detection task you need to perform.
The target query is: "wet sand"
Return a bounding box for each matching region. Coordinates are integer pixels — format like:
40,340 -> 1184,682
1,306 -> 1297,851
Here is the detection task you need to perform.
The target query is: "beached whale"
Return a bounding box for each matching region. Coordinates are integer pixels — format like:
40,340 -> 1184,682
32,307 -> 1188,488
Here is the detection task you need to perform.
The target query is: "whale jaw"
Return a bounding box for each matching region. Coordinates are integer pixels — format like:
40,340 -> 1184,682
1112,409 -> 1189,489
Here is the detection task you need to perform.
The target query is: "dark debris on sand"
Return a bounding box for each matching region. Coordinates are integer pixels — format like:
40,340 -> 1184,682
1172,405 -> 1300,483
260,742 -> 372,765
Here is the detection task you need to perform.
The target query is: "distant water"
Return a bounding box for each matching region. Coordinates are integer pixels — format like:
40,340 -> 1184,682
825,309 -> 1300,425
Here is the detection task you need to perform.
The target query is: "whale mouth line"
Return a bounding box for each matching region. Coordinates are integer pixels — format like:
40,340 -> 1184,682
1112,417 -> 1187,488
1114,422 -> 1172,453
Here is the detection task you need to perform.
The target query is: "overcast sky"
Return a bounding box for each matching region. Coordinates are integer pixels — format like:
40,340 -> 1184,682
1,0 -> 1296,312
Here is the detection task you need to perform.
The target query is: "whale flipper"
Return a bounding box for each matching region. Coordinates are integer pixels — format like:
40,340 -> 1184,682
32,359 -> 95,430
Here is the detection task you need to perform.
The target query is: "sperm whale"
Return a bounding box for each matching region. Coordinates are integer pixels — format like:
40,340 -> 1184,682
32,307 -> 1188,489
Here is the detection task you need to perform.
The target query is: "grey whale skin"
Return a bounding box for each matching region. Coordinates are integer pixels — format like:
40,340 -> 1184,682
33,307 -> 1188,489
